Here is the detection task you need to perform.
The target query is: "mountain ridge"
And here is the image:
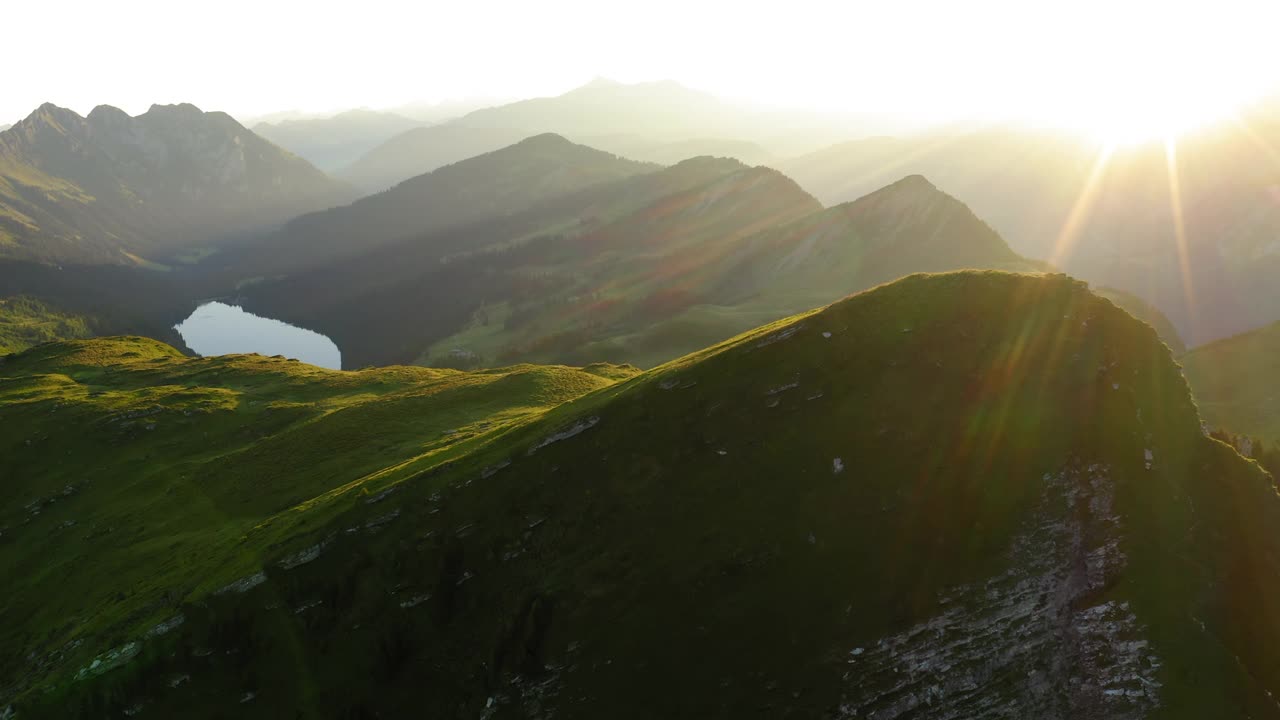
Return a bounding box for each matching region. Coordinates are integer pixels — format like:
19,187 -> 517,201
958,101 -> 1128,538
253,109 -> 430,171
0,102 -> 355,266
8,272 -> 1280,717
231,133 -> 657,277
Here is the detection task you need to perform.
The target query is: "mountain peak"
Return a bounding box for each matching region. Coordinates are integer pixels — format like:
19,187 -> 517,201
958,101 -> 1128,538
513,132 -> 573,148
837,173 -> 951,213
886,173 -> 937,191
580,76 -> 622,90
86,104 -> 132,125
25,102 -> 81,124
0,99 -> 353,265
667,155 -> 749,175
144,102 -> 205,117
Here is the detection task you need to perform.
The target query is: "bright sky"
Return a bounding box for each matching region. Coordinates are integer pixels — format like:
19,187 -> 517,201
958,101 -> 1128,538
7,0 -> 1279,141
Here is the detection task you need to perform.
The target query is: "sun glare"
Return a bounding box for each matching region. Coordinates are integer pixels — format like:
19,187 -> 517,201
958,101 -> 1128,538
1066,97 -> 1235,146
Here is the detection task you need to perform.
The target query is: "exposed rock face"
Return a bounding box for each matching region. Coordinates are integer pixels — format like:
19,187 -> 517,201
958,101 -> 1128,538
837,463 -> 1157,719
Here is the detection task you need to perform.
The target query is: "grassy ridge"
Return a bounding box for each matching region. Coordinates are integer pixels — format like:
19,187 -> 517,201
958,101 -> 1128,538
0,338 -> 634,702
6,272 -> 1279,718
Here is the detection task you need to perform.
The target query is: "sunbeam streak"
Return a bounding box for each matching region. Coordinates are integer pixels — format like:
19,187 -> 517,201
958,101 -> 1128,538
1163,138 -> 1198,339
1048,144 -> 1115,268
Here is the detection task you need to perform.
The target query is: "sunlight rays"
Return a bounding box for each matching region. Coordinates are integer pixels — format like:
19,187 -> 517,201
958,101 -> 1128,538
1227,112 -> 1280,176
1048,143 -> 1115,268
1049,135 -> 1200,341
1163,138 -> 1198,340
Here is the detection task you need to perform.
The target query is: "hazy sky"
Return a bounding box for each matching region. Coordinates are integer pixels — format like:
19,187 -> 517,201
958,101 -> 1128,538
7,0 -> 1279,139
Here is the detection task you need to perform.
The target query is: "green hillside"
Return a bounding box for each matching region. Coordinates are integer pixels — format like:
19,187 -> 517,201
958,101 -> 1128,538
0,338 -> 634,708
1182,319 -> 1280,443
5,272 -> 1280,718
0,295 -> 91,354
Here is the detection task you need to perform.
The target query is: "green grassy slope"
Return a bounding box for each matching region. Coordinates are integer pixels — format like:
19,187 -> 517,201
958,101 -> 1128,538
7,272 -> 1280,718
0,338 -> 634,705
0,296 -> 91,354
1182,319 -> 1280,443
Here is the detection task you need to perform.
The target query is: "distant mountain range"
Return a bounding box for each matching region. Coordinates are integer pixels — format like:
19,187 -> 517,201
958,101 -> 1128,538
576,134 -> 777,167
0,103 -> 354,265
241,136 -> 1047,369
229,133 -> 656,277
1182,319 -> 1280,444
336,79 -> 874,192
252,109 -> 430,171
334,125 -> 532,193
780,117 -> 1280,346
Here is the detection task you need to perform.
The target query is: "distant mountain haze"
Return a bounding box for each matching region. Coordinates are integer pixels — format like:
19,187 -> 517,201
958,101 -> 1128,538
451,78 -> 879,152
1182,318 -> 1280,443
252,109 -> 430,171
0,102 -> 355,265
242,154 -> 756,366
233,133 -> 656,277
336,125 -> 530,192
782,117 -> 1280,345
573,134 -> 777,167
243,157 -> 1049,369
384,97 -> 515,123
338,79 -> 872,192
706,175 -> 1040,313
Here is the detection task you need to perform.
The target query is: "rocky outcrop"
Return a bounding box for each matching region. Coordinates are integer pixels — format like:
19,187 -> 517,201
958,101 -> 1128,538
836,463 -> 1157,718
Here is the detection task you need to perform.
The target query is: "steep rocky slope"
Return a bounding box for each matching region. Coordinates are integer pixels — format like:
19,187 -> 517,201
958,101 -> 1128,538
0,103 -> 354,265
6,272 -> 1280,718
